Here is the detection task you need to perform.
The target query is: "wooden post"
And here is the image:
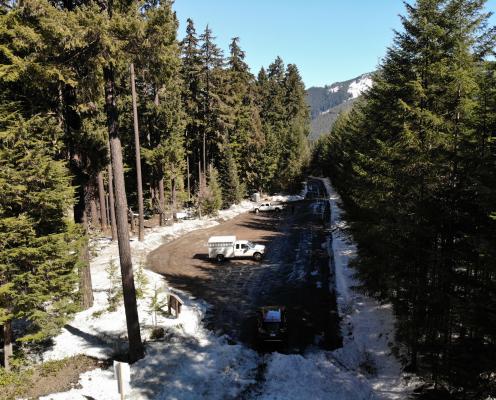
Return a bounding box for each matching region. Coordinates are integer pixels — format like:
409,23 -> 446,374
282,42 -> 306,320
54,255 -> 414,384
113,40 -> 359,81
104,64 -> 144,363
130,63 -> 144,242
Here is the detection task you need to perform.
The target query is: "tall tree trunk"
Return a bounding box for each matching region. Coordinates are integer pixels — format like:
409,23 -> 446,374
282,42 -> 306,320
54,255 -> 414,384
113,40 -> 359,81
97,171 -> 108,230
107,161 -> 117,241
171,177 -> 176,215
158,177 -> 165,226
104,64 -> 144,363
198,161 -> 202,219
3,320 -> 13,371
202,131 -> 206,175
186,156 -> 191,202
130,63 -> 145,242
79,210 -> 94,309
105,193 -> 110,231
89,196 -> 98,229
154,88 -> 165,227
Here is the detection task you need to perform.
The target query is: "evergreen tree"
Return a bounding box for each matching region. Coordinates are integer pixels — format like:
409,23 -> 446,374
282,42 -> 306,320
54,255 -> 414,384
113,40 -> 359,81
181,18 -> 203,190
139,0 -> 186,221
219,143 -> 245,206
198,25 -> 226,172
224,37 -> 263,192
0,114 -> 79,368
312,0 -> 496,393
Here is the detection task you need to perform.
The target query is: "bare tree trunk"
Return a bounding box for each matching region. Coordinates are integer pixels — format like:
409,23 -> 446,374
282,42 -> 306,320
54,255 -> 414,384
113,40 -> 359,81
186,156 -> 191,202
79,210 -> 94,309
97,171 -> 108,230
202,131 -> 206,175
171,177 -> 177,216
198,161 -> 202,219
153,88 -> 165,226
158,177 -> 165,226
107,161 -> 117,241
130,63 -> 145,242
105,193 -> 110,230
3,320 -> 13,371
104,64 -> 144,363
90,196 -> 98,229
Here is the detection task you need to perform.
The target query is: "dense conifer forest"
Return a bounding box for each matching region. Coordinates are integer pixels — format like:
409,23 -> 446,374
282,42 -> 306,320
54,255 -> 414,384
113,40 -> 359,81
311,0 -> 496,396
0,0 -> 309,369
1,0 -> 496,398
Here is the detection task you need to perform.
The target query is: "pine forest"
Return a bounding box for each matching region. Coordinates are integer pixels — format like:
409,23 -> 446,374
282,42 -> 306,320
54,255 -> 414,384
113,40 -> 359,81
1,0 -> 495,399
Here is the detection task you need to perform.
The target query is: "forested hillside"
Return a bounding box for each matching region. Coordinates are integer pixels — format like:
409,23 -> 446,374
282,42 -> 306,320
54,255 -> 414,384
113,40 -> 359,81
0,0 -> 309,369
311,0 -> 496,397
306,73 -> 372,140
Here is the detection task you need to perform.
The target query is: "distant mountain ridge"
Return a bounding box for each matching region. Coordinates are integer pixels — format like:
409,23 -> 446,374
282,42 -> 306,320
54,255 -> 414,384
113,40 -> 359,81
306,72 -> 373,140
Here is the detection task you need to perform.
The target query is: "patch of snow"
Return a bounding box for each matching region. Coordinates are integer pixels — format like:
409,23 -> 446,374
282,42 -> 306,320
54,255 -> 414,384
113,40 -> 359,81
41,200 -> 261,399
328,85 -> 340,93
270,194 -> 304,202
258,352 -> 375,400
40,368 -> 119,400
347,76 -> 373,99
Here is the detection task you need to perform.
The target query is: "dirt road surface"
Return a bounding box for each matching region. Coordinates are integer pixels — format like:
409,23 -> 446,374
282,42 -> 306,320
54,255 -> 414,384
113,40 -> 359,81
147,181 -> 340,352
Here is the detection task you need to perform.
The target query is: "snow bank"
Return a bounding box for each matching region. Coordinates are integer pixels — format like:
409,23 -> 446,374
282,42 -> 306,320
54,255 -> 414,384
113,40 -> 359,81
270,185 -> 306,203
258,352 -> 375,400
322,177 -> 418,399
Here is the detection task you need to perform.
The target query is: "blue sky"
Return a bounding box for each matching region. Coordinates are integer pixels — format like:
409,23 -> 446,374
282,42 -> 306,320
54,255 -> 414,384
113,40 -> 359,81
173,0 -> 496,88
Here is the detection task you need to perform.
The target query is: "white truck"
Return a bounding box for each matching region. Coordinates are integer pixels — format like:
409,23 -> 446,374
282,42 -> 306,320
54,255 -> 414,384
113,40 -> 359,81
207,236 -> 266,262
253,202 -> 284,213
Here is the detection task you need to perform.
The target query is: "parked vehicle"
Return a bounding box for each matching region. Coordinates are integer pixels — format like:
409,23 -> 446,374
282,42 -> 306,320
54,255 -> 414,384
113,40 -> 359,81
257,306 -> 287,342
253,202 -> 284,213
207,235 -> 266,262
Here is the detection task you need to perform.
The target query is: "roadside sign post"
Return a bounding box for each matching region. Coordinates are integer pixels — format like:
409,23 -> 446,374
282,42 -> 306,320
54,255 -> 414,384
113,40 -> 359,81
114,360 -> 131,400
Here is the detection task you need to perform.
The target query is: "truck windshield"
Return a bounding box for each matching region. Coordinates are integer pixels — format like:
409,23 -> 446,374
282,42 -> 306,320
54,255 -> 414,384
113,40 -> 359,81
247,241 -> 255,248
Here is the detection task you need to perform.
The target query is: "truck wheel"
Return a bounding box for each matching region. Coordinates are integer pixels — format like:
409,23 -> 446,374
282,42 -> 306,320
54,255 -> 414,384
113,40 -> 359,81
275,208 -> 281,212
253,252 -> 262,261
254,208 -> 259,214
216,254 -> 225,263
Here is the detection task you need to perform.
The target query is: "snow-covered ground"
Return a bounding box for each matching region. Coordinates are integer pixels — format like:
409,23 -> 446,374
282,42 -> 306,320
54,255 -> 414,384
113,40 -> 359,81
41,183 -> 417,400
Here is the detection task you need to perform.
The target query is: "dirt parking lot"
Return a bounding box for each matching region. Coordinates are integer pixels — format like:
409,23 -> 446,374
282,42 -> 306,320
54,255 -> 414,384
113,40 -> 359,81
147,182 -> 340,352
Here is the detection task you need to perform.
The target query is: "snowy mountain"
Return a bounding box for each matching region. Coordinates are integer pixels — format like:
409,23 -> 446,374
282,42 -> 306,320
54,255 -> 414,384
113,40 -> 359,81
306,73 -> 373,140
